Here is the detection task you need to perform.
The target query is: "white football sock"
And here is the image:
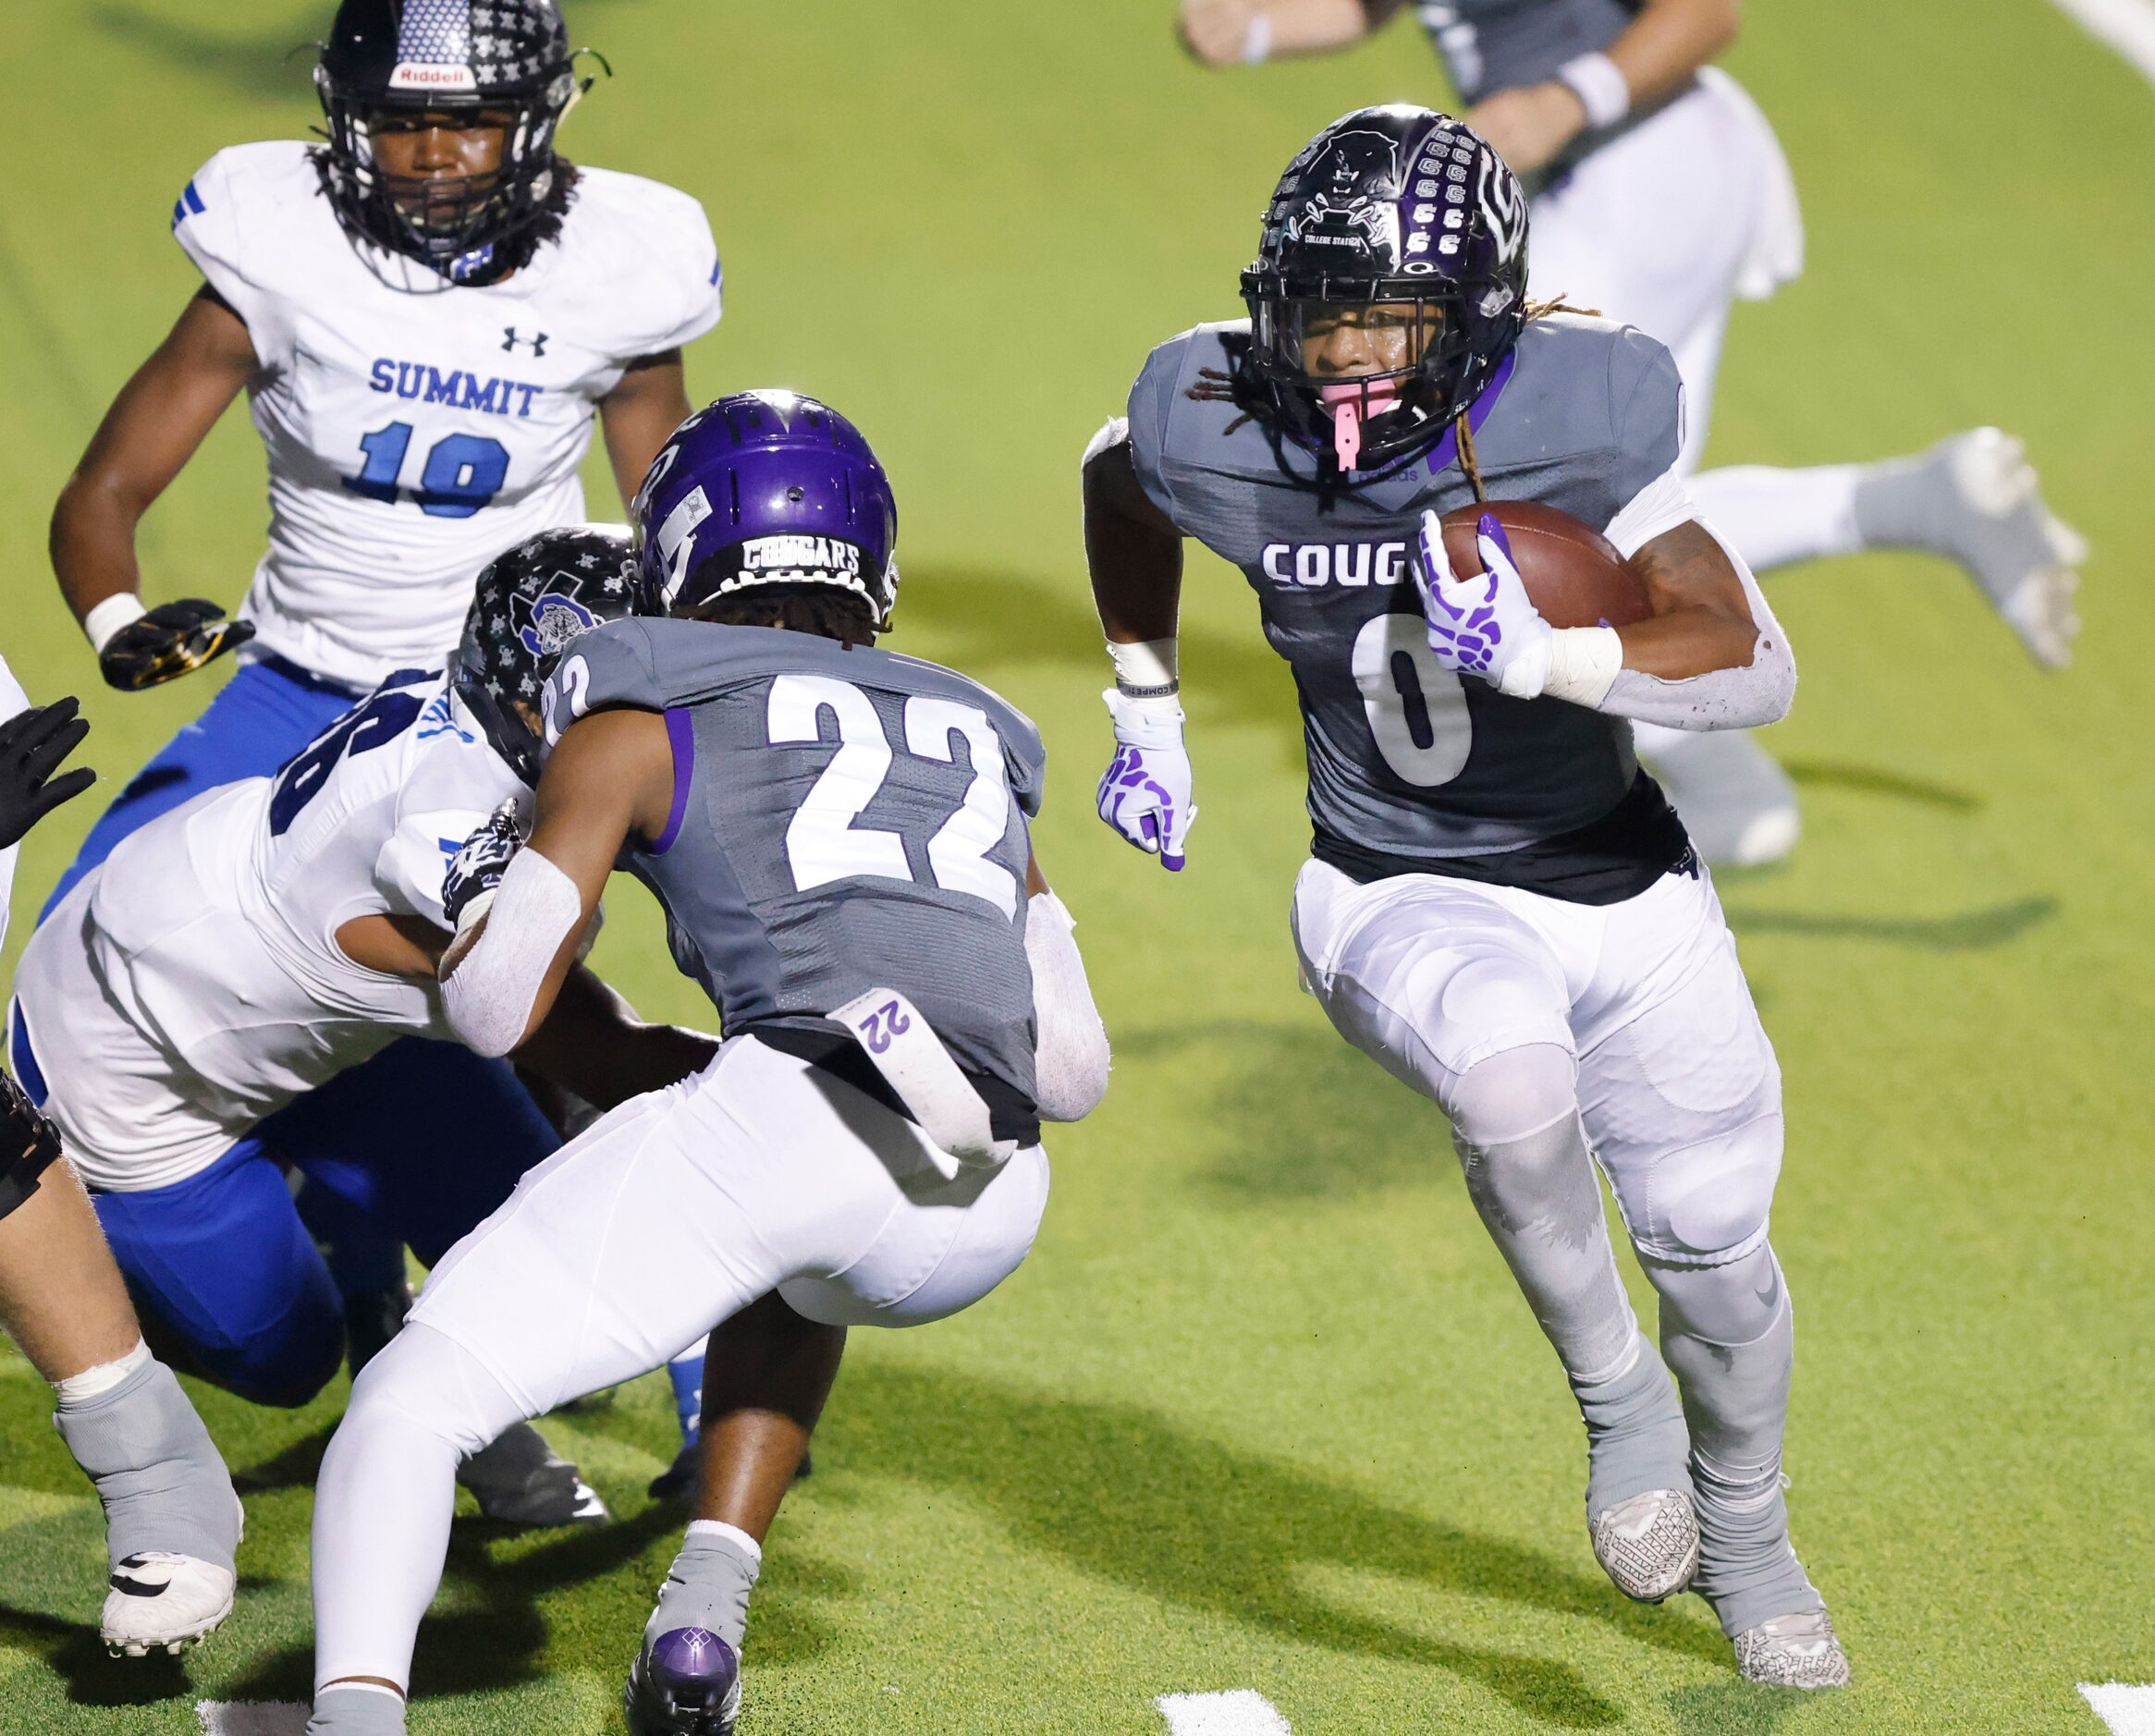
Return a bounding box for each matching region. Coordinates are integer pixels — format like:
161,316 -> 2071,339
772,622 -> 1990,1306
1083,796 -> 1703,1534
1690,464 -> 1865,575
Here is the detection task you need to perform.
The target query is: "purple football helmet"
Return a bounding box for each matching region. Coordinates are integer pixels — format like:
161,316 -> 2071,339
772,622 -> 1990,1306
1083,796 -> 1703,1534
632,391 -> 900,630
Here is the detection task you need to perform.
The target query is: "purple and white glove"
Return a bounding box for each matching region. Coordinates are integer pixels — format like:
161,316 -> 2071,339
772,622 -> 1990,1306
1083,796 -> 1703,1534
1413,509 -> 1555,700
1096,690 -> 1196,871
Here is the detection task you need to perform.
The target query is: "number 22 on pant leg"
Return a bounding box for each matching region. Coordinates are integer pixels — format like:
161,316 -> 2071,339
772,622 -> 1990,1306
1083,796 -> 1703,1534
1353,611 -> 1473,787
344,423 -> 511,520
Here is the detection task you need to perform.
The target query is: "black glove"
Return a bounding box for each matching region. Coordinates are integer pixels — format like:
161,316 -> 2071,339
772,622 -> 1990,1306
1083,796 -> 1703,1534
442,800 -> 525,932
0,1069 -> 63,1220
0,697 -> 94,850
99,599 -> 255,692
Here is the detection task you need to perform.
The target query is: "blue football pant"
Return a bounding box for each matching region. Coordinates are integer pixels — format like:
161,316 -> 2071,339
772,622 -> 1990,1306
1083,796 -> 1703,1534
31,657 -> 565,1392
13,1014 -> 559,1409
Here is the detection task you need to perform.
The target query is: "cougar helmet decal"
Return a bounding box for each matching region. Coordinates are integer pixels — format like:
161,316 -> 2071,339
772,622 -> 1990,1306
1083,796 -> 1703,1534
315,0 -> 589,281
1240,105 -> 1529,476
515,591 -> 599,658
454,524 -> 639,782
631,391 -> 901,630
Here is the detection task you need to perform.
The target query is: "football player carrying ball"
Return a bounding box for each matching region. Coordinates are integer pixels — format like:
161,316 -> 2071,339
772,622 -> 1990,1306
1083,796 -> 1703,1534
1084,107 -> 1847,1688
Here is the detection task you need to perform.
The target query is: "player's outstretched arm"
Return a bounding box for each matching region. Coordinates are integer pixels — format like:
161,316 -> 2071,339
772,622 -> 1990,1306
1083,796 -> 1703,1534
1084,426 -> 1199,869
1178,0 -> 1397,67
50,287 -> 259,689
440,709 -> 675,1056
1465,0 -> 1739,175
598,349 -> 693,509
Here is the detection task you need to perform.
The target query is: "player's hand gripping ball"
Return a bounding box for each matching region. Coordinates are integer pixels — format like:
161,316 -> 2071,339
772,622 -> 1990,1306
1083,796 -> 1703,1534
1096,690 -> 1197,871
1414,509 -> 1558,699
99,599 -> 255,692
443,800 -> 525,934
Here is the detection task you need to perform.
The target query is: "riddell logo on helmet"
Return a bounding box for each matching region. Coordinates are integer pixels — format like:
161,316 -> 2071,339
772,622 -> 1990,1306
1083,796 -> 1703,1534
389,61 -> 479,92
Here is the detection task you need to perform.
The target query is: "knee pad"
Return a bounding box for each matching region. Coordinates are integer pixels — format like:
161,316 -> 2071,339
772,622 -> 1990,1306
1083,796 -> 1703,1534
1619,1109 -> 1782,1266
1447,1043 -> 1578,1152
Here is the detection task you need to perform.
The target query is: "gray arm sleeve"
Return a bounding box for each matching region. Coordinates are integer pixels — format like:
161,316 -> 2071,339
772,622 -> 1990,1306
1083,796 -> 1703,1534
1025,890 -> 1108,1123
1600,521 -> 1797,731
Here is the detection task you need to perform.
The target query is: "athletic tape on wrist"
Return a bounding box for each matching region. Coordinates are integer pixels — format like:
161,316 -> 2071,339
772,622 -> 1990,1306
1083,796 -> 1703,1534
83,594 -> 147,655
1543,625 -> 1625,708
1242,9 -> 1274,63
1557,51 -> 1631,129
1108,636 -> 1179,698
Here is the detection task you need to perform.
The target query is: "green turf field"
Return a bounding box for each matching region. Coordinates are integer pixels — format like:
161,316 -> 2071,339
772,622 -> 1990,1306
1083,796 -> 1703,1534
1,1 -> 2150,1731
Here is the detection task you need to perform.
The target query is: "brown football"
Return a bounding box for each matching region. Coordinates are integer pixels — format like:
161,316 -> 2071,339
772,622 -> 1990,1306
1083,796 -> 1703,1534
1438,500 -> 1652,630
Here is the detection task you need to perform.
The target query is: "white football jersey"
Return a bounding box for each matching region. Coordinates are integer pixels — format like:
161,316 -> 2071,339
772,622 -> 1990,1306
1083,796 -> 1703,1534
172,141 -> 721,688
14,673 -> 526,1191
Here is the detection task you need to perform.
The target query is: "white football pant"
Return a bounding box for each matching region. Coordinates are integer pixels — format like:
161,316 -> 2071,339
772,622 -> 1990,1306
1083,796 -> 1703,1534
311,1033 -> 1049,1693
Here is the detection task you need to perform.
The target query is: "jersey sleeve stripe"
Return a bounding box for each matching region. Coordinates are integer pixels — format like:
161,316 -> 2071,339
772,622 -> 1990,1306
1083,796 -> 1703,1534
650,706 -> 696,854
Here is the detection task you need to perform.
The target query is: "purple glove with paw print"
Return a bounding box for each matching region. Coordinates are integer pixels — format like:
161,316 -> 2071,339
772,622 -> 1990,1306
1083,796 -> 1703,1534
1412,508 -> 1555,700
1096,690 -> 1196,871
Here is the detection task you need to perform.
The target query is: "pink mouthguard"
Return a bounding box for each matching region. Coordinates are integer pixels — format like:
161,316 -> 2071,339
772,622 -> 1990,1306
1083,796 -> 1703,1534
1319,382 -> 1399,471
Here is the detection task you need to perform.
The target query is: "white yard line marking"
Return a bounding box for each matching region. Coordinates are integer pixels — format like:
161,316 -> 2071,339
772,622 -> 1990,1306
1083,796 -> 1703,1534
2048,0 -> 2155,85
196,1703 -> 311,1736
1157,1689 -> 1294,1736
2081,1683 -> 2155,1736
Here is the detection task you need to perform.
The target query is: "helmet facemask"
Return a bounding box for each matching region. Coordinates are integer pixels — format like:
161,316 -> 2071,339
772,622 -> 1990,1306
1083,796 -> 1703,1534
318,71 -> 578,276
1236,107 -> 1530,477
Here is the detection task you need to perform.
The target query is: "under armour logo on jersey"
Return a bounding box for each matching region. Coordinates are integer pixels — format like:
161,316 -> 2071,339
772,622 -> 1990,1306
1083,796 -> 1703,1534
502,326 -> 549,358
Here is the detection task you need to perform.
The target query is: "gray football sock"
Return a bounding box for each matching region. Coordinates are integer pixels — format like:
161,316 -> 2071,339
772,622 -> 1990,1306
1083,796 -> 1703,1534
1659,1276 -> 1822,1636
1455,1113 -> 1689,1508
644,1526 -> 761,1654
1573,1339 -> 1693,1517
52,1355 -> 239,1571
305,1684 -> 407,1736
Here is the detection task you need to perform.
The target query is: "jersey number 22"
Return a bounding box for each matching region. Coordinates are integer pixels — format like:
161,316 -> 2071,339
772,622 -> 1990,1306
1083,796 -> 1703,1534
767,675 -> 1020,919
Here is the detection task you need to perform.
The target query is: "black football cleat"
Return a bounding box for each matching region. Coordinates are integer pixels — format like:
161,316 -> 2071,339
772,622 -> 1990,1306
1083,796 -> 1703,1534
625,1625 -> 741,1736
457,1422 -> 608,1527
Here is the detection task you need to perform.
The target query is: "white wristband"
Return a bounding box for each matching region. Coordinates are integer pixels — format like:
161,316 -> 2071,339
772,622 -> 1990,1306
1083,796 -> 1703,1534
1108,636 -> 1180,698
1243,8 -> 1273,63
84,593 -> 147,654
1542,626 -> 1625,708
1556,52 -> 1631,130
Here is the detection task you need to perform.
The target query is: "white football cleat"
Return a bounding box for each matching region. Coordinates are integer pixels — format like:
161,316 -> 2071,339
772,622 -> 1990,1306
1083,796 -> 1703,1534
1930,427 -> 2086,669
1589,1487 -> 1700,1603
102,1550 -> 238,1657
1733,1608 -> 1852,1689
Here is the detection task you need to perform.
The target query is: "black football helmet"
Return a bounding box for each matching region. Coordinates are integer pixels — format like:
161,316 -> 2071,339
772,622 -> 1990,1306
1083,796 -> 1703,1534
1240,105 -> 1530,474
315,0 -> 587,279
454,524 -> 639,782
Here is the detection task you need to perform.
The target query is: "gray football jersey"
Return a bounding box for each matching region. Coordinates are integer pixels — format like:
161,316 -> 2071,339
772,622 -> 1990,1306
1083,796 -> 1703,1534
1414,0 -> 1642,104
1126,313 -> 1685,892
546,617 -> 1046,1123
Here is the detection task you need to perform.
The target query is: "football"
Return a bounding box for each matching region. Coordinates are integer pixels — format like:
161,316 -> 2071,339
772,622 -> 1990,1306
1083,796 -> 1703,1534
1438,499 -> 1653,629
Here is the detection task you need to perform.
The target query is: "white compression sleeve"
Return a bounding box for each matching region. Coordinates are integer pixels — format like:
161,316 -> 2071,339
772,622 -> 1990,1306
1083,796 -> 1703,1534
1026,890 -> 1110,1123
440,848 -> 584,1057
1599,520 -> 1798,731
